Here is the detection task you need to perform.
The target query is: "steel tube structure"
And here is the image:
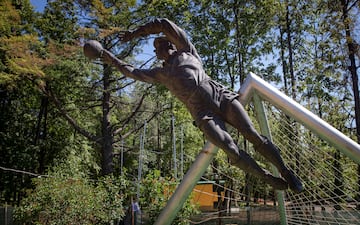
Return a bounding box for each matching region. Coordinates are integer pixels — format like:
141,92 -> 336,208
252,93 -> 287,225
239,72 -> 360,164
154,142 -> 218,225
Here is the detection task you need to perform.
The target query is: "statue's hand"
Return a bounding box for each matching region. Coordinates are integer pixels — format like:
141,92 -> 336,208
119,30 -> 135,42
83,40 -> 104,59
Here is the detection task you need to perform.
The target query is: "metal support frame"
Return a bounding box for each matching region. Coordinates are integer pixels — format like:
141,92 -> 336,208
252,93 -> 287,225
154,72 -> 360,225
239,72 -> 360,164
154,142 -> 218,225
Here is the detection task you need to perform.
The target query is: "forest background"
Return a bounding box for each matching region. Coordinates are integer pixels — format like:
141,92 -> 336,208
0,0 -> 359,224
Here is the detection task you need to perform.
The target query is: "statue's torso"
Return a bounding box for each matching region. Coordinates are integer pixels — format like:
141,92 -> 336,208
161,52 -> 209,103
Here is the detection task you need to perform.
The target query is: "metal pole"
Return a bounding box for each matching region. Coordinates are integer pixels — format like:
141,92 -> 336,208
5,204 -> 7,225
137,122 -> 147,200
239,72 -> 360,164
252,93 -> 287,225
121,139 -> 124,177
172,115 -> 177,179
137,134 -> 143,200
180,125 -> 184,178
154,142 -> 218,225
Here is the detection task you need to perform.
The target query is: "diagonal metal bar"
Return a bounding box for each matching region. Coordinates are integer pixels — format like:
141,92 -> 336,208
154,142 -> 218,225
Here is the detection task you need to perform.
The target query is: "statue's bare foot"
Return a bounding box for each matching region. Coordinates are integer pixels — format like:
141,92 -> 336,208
282,169 -> 303,193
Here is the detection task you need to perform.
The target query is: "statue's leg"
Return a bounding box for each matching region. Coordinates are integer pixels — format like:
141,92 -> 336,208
197,116 -> 288,190
223,100 -> 303,193
255,136 -> 303,193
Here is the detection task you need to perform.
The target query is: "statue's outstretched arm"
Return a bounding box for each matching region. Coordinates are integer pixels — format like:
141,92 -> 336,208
122,18 -> 201,61
84,40 -> 160,84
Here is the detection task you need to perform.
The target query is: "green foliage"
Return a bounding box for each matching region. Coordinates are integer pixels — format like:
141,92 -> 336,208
14,167 -> 128,225
0,0 -> 46,89
0,79 -> 63,203
0,0 -> 35,36
0,0 -> 21,36
140,0 -> 189,20
139,170 -> 199,225
185,0 -> 281,87
36,0 -> 79,43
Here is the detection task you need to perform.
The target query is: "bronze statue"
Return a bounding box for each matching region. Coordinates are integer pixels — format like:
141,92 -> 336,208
84,18 -> 303,193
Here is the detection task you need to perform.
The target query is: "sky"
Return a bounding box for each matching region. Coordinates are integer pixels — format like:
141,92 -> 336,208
30,0 -> 46,12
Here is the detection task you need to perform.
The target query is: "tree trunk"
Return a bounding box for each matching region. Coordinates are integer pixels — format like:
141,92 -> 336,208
232,0 -> 245,84
35,95 -> 48,174
101,64 -> 114,175
279,25 -> 289,96
285,0 -> 296,100
340,0 -> 360,205
156,110 -> 162,171
279,1 -> 299,173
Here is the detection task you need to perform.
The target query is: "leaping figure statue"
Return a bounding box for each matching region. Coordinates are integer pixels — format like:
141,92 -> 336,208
84,18 -> 303,193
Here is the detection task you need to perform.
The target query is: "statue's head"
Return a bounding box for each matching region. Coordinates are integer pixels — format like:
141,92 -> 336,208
153,36 -> 176,60
154,36 -> 176,50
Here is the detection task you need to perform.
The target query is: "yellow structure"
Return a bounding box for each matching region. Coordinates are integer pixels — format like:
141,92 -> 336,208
192,181 -> 225,211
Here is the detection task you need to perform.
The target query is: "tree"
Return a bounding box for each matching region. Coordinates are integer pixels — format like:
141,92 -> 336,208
29,0 -> 163,176
0,0 -> 59,205
338,0 -> 360,206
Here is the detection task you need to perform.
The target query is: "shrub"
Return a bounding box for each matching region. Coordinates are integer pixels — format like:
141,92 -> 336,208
139,170 -> 199,225
14,170 -> 127,225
